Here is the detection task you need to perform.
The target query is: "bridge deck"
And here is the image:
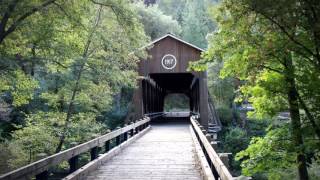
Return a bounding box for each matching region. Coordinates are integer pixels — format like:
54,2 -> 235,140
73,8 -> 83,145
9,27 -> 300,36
85,121 -> 202,180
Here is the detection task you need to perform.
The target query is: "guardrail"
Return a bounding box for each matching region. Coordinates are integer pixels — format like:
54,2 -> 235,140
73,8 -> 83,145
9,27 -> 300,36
190,116 -> 234,180
0,118 -> 150,180
144,112 -> 164,119
164,111 -> 191,117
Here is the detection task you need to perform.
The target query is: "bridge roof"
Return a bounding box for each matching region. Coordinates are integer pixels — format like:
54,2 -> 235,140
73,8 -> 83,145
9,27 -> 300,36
143,33 -> 205,52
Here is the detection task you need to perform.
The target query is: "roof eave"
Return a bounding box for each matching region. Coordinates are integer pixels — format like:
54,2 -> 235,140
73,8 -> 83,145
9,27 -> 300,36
141,34 -> 205,52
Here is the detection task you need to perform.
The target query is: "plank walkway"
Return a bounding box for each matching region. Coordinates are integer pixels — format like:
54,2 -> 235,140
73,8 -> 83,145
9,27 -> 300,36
85,121 -> 202,180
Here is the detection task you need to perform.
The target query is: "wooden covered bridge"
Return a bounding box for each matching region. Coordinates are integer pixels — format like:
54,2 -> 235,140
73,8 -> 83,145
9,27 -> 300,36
0,34 -> 248,180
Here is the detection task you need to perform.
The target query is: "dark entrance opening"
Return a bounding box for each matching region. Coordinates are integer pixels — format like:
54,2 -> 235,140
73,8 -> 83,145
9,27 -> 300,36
141,73 -> 200,122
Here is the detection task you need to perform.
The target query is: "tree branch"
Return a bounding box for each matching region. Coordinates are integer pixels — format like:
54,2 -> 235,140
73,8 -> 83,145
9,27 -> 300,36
0,0 -> 58,44
248,6 -> 317,60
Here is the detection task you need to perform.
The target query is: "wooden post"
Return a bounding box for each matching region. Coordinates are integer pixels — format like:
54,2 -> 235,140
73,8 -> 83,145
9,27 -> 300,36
130,122 -> 135,137
210,141 -> 219,150
116,135 -> 121,146
124,131 -> 128,141
211,131 -> 218,141
130,128 -> 134,137
218,153 -> 232,169
201,129 -> 206,135
35,170 -> 49,180
205,133 -> 212,142
105,140 -> 110,152
90,147 -> 98,160
69,155 -> 79,173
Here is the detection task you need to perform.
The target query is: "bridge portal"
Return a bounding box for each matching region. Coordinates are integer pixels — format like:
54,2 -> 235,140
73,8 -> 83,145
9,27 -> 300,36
132,34 -> 212,128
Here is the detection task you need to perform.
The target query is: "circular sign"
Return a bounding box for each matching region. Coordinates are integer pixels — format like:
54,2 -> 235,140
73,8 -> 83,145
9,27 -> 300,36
161,54 -> 177,70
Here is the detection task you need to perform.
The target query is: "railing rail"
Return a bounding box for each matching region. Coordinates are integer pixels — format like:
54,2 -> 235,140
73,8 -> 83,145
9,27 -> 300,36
190,116 -> 233,180
0,118 -> 150,180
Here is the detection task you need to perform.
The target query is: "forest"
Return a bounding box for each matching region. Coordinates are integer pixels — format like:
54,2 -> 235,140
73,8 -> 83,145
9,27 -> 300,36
0,0 -> 319,180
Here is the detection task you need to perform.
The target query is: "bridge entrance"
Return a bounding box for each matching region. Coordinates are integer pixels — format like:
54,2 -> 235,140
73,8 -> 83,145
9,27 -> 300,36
131,34 -> 217,128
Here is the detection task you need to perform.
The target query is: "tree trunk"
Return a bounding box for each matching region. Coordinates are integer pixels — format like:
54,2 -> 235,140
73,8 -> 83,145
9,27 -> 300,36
297,94 -> 320,140
285,55 -> 309,180
55,6 -> 103,153
115,89 -> 122,114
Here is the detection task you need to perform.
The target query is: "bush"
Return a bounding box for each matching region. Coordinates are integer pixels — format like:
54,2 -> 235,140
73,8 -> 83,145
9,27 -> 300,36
217,106 -> 233,126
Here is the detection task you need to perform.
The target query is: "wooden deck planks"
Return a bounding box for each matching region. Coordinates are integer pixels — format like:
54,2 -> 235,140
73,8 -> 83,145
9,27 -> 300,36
85,122 -> 202,180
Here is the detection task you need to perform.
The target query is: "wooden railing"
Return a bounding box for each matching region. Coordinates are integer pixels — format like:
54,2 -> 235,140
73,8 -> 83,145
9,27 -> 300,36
190,116 -> 234,180
0,118 -> 150,180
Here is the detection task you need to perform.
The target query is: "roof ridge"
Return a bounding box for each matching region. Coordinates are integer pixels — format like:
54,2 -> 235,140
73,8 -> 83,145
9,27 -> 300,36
142,33 -> 205,52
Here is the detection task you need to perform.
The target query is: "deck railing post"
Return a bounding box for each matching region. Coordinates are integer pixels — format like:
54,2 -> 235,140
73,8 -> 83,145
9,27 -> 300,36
135,127 -> 138,134
130,128 -> 134,137
90,147 -> 99,160
69,155 -> 79,173
116,135 -> 121,146
205,134 -> 212,142
105,140 -> 110,152
35,170 -> 49,180
130,122 -> 135,137
210,141 -> 219,150
124,131 -> 128,141
218,153 -> 232,169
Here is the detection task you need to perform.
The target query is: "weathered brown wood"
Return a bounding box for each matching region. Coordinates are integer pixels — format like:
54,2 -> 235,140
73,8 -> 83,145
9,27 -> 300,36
81,122 -> 202,180
190,126 -> 215,180
132,34 -> 209,127
35,170 -> 48,180
104,141 -> 110,152
90,147 -> 98,161
190,116 -> 234,180
69,156 -> 79,173
63,126 -> 151,180
0,118 -> 150,180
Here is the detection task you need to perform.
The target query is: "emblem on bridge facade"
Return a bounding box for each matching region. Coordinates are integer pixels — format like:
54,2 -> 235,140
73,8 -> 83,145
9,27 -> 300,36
161,54 -> 177,69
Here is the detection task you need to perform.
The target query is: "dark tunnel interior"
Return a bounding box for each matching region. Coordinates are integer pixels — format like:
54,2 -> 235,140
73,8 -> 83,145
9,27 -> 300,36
142,73 -> 200,119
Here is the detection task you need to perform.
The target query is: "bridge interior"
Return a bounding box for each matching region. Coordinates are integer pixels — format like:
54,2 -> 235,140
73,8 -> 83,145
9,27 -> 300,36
142,73 -> 200,116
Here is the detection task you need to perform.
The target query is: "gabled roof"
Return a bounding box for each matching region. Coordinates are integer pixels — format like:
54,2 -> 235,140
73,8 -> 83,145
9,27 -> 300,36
143,33 -> 205,52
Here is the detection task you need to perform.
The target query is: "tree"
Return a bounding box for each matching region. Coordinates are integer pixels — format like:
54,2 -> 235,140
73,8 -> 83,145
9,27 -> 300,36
132,2 -> 181,39
158,0 -> 187,24
181,0 -> 216,49
0,0 -> 60,44
191,0 -> 320,179
0,0 -> 149,172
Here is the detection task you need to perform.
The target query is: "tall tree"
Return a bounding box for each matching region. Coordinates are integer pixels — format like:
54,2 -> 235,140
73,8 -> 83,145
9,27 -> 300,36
0,0 -> 148,171
132,2 -> 181,39
181,0 -> 216,48
191,0 -> 320,179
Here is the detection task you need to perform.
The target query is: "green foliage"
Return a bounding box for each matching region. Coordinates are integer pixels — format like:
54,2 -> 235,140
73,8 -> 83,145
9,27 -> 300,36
158,0 -> 187,24
0,0 -> 149,173
5,111 -> 105,169
157,0 -> 216,48
216,106 -> 233,125
164,94 -> 189,112
235,123 -> 296,179
223,127 -> 248,154
133,2 -> 181,39
207,61 -> 235,107
181,0 -> 216,48
0,70 -> 38,107
198,0 -> 320,178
